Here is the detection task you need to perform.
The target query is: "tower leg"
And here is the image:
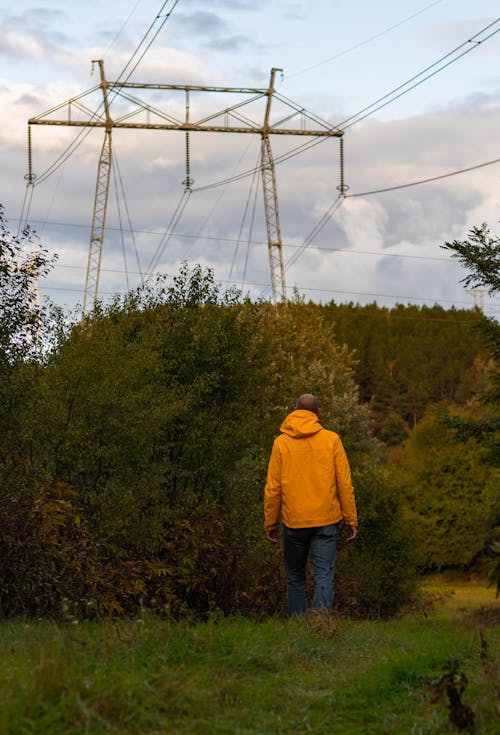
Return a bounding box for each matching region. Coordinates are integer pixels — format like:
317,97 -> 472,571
83,128 -> 112,313
261,135 -> 286,304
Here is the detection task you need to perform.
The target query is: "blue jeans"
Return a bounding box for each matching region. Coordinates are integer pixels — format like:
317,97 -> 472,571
283,523 -> 341,616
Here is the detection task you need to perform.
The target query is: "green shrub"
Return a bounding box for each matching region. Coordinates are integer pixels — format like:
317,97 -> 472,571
0,265 -> 419,621
0,472 -> 96,618
392,405 -> 499,572
336,459 -> 418,617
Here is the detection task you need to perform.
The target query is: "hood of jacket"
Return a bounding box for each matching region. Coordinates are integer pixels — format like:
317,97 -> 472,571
279,409 -> 323,439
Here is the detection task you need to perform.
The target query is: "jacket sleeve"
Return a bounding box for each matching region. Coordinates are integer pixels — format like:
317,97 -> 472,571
264,439 -> 282,532
333,436 -> 358,526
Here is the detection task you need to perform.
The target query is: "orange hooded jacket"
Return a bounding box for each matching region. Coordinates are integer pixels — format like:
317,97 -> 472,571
264,409 -> 357,532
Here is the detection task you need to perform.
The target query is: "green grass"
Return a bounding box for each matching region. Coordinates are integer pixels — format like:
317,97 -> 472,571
0,584 -> 498,735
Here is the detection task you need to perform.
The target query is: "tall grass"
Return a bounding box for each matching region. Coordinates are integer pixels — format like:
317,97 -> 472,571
0,586 -> 498,734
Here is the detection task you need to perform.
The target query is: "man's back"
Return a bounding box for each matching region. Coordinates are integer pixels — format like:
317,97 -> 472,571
264,409 -> 357,531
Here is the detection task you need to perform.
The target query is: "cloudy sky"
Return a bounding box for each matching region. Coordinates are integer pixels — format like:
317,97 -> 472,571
1,0 -> 499,315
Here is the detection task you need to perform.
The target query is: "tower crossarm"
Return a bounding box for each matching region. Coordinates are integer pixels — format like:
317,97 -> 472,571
28,118 -> 341,136
28,76 -> 343,138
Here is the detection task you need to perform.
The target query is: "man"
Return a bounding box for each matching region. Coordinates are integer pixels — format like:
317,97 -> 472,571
264,393 -> 357,616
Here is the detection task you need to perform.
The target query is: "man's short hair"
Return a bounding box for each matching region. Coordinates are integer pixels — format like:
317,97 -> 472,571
295,393 -> 320,414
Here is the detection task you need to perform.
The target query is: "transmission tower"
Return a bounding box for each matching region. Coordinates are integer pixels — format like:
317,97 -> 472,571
28,61 -> 343,309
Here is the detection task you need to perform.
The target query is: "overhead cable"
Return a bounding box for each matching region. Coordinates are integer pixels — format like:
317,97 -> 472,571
112,152 -> 144,280
285,197 -> 344,274
37,280 -> 499,313
346,156 -> 500,198
117,0 -> 182,85
261,149 -> 500,292
193,17 -> 499,194
260,196 -> 344,299
287,0 -> 445,79
12,215 -> 493,265
241,167 -> 261,290
102,0 -> 143,55
32,0 -> 183,188
228,156 -> 261,282
339,19 -> 500,129
112,160 -> 127,289
144,190 -> 191,278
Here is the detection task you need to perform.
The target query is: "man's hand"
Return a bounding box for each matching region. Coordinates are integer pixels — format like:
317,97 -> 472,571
266,528 -> 279,544
344,525 -> 357,542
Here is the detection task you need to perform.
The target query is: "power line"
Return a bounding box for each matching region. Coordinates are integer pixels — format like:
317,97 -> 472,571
260,152 -> 500,295
286,0 -> 445,79
346,156 -> 500,198
144,190 -> 192,278
112,151 -> 130,290
261,147 -> 500,283
339,20 -> 500,130
11,216 -> 466,264
260,151 -> 500,281
37,278 -> 499,313
9,215 -> 487,265
188,137 -> 257,260
286,197 -> 344,272
117,0 -> 182,85
278,285 -> 500,309
101,0 -> 143,56
33,248 -> 498,308
112,150 -> 144,280
242,167 -> 261,290
261,196 -> 345,299
193,18 -> 499,194
32,0 -> 183,189
228,156 -> 260,282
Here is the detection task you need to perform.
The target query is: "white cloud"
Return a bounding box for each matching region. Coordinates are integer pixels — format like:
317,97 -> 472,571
336,198 -> 389,251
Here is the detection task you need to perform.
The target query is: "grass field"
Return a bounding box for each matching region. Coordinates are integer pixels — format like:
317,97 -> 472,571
0,582 -> 498,735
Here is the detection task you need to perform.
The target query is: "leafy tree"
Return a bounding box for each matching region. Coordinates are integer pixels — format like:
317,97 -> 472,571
441,224 -> 500,586
0,206 -> 58,475
30,266 -> 261,553
442,222 -> 499,416
0,205 -> 56,362
393,405 -> 499,571
441,223 -> 500,294
255,300 -> 371,451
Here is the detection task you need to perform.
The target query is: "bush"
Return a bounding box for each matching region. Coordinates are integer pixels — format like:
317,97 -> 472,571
0,471 -> 99,618
336,459 -> 418,617
0,264 -> 419,621
392,405 -> 499,572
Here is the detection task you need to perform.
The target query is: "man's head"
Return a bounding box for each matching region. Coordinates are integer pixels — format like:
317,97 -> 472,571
295,393 -> 320,415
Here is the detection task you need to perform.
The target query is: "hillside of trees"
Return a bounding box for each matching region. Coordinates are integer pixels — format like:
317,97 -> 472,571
323,301 -> 488,443
0,207 -> 498,621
